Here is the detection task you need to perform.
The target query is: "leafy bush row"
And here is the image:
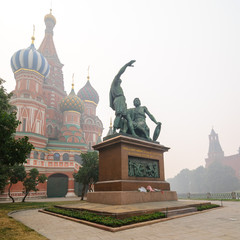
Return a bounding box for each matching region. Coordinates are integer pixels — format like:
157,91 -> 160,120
197,204 -> 220,211
44,207 -> 166,227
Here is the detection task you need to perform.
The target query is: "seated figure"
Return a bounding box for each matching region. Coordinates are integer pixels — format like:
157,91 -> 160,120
121,98 -> 161,141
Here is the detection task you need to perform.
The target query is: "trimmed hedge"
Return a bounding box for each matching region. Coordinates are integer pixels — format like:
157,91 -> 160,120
44,207 -> 166,227
197,204 -> 220,211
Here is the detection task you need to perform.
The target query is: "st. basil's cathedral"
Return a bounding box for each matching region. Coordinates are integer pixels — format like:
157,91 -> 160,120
1,10 -> 103,199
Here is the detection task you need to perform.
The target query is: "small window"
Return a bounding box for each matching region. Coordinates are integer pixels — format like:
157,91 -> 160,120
26,80 -> 30,90
54,127 -> 58,138
34,151 -> 38,159
47,125 -> 53,135
63,153 -> 69,161
36,121 -> 40,134
87,119 -> 92,124
40,152 -> 45,160
54,153 -> 60,161
22,118 -> 26,132
36,82 -> 39,93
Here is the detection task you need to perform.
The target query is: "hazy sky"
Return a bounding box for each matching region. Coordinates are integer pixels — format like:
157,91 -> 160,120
1,0 -> 240,178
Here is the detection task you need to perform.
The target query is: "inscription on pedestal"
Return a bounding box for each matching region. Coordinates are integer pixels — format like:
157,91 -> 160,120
128,156 -> 159,178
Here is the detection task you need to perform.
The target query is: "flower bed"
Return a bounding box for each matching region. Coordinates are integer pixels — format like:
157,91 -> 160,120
197,204 -> 220,211
44,207 -> 166,227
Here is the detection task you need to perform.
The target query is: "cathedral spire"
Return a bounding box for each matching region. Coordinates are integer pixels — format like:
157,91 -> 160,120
87,66 -> 90,81
72,73 -> 75,90
107,117 -> 113,136
31,25 -> 35,44
38,9 -> 64,90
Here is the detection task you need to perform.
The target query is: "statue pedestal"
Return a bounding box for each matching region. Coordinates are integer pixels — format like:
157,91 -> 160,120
87,135 -> 177,205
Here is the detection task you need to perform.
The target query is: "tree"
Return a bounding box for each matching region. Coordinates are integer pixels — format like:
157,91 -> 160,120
0,78 -> 33,192
22,168 -> 47,202
168,168 -> 191,193
73,151 -> 99,200
189,166 -> 206,193
168,162 -> 240,194
8,164 -> 26,202
206,161 -> 240,193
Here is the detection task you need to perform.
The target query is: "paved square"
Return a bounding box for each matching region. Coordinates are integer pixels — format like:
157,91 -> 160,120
10,200 -> 240,240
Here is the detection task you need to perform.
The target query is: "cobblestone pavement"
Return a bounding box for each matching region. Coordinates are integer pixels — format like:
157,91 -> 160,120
10,200 -> 240,240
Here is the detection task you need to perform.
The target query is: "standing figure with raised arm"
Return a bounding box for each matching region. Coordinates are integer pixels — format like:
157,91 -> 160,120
109,60 -> 136,136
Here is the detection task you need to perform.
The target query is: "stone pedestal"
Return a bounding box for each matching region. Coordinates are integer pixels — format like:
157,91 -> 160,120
87,134 -> 177,205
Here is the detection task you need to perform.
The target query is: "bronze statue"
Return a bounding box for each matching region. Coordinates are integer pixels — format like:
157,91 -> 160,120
130,98 -> 161,140
110,60 -> 161,141
109,60 -> 137,136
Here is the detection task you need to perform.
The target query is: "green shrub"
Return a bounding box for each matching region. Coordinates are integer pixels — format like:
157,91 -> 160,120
197,204 -> 220,211
44,207 -> 166,227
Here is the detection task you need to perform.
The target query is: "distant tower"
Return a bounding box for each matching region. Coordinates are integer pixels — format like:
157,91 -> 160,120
10,31 -> 50,148
205,128 -> 224,167
77,69 -> 103,148
38,9 -> 66,140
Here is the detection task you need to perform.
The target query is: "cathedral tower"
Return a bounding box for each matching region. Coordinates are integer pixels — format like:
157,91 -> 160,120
10,34 -> 49,148
77,73 -> 103,148
38,9 -> 66,140
59,80 -> 85,144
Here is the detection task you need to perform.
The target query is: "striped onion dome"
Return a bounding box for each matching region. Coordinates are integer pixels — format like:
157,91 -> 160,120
77,80 -> 99,105
60,87 -> 84,113
10,42 -> 50,78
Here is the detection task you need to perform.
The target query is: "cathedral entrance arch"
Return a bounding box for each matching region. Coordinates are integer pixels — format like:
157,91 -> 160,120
47,173 -> 68,197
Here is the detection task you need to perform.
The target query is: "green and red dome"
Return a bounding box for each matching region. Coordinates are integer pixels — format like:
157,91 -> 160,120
77,80 -> 99,105
60,88 -> 84,113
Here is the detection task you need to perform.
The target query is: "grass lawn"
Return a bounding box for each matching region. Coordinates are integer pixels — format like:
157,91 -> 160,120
0,200 -> 81,240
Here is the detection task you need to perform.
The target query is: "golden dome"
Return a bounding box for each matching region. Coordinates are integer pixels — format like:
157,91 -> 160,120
44,9 -> 56,25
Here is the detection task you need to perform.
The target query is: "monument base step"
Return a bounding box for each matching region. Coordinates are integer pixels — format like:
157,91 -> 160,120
87,190 -> 177,205
167,207 -> 197,217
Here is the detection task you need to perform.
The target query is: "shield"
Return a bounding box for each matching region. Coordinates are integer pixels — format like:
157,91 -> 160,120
153,123 -> 161,141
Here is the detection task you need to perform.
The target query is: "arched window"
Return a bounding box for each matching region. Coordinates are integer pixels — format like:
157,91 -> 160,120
54,127 -> 58,138
54,153 -> 60,161
47,125 -> 52,135
40,152 -> 45,160
87,119 -> 92,124
63,153 -> 69,161
22,118 -> 27,132
34,151 -> 38,159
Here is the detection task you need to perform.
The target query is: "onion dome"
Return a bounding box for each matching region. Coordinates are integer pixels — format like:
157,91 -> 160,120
44,9 -> 56,26
60,83 -> 84,113
77,76 -> 99,104
44,9 -> 56,34
10,37 -> 50,78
